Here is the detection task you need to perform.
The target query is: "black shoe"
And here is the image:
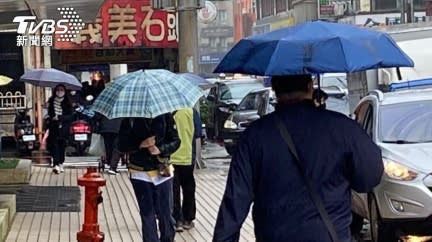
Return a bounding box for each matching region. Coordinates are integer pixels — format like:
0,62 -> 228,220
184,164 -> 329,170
175,222 -> 184,232
182,221 -> 194,230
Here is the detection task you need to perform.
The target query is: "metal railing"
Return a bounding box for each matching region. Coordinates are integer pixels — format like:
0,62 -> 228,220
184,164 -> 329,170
0,91 -> 26,111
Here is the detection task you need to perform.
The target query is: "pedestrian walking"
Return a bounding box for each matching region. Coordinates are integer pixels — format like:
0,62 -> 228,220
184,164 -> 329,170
46,84 -> 74,174
213,75 -> 384,242
118,113 -> 180,242
171,108 -> 202,232
99,116 -> 123,175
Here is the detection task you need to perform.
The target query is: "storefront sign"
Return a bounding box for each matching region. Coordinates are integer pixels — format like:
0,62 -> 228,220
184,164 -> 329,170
200,26 -> 234,38
199,52 -> 225,64
320,5 -> 335,17
60,48 -> 153,64
54,0 -> 178,49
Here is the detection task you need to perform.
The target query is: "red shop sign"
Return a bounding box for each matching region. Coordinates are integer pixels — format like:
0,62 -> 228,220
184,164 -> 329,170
54,0 -> 178,49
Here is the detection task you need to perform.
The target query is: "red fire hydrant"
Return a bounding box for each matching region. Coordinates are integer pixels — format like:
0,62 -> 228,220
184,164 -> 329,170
77,167 -> 106,242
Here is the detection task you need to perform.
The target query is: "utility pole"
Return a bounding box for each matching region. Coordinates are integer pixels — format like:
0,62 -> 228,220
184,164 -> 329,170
400,0 -> 407,23
407,0 -> 415,23
178,9 -> 200,73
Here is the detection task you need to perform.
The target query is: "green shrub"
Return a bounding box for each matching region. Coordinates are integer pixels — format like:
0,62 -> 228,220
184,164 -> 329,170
199,98 -> 210,126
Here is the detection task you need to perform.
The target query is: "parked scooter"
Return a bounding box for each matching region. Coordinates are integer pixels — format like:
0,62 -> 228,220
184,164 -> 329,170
14,109 -> 39,156
69,95 -> 94,156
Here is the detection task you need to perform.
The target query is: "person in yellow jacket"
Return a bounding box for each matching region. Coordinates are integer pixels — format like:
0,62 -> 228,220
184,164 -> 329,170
171,107 -> 202,232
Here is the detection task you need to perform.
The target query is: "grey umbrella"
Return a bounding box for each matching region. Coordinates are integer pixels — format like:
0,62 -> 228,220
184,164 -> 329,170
20,68 -> 82,90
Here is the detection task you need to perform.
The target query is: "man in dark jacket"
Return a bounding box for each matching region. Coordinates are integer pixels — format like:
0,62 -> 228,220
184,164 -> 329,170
119,113 -> 180,242
99,116 -> 123,174
213,75 -> 383,242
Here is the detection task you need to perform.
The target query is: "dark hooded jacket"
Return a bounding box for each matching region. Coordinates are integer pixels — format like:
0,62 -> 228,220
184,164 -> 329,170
118,113 -> 181,171
46,95 -> 74,148
213,100 -> 383,242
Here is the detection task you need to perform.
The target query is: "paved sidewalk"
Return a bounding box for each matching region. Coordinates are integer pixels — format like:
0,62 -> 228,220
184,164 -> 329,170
5,164 -> 255,242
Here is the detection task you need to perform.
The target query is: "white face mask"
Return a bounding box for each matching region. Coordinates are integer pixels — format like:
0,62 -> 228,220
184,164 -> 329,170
56,91 -> 65,97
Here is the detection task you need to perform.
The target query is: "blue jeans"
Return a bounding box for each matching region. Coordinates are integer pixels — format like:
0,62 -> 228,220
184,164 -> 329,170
130,178 -> 176,242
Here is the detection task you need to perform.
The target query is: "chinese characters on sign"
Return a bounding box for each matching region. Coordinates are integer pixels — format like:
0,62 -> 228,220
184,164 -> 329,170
54,0 -> 178,49
16,35 -> 53,47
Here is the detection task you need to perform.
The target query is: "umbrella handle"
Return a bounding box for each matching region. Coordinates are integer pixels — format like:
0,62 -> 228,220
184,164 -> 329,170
396,67 -> 402,80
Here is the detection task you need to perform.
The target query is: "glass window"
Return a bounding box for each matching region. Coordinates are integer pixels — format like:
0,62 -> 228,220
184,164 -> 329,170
210,38 -> 217,48
321,76 -> 347,89
238,92 -> 262,111
262,0 -> 275,17
276,0 -> 287,13
217,10 -> 227,23
219,82 -> 264,100
374,0 -> 397,10
414,0 -> 425,8
354,102 -> 370,125
379,100 -> 432,143
220,38 -> 228,48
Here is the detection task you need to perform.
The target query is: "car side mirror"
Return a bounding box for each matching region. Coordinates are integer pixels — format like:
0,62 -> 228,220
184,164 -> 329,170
207,95 -> 216,102
228,104 -> 238,111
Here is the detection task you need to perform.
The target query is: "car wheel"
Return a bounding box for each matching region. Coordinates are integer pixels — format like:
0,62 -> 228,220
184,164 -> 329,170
350,212 -> 364,238
369,194 -> 398,242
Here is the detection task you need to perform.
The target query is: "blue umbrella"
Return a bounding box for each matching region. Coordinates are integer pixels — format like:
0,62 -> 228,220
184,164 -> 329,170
214,21 -> 414,75
178,73 -> 215,89
20,68 -> 82,90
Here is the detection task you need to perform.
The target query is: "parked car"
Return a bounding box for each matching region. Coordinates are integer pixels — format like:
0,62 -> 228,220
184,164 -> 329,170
205,77 -> 264,140
221,88 -> 273,155
318,73 -> 348,95
350,88 -> 432,241
222,87 -> 349,155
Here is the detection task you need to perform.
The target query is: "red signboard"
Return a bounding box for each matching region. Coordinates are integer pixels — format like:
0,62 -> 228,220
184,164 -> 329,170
54,0 -> 178,49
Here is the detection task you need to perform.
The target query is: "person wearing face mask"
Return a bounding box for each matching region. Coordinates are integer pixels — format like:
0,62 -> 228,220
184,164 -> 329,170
47,84 -> 74,174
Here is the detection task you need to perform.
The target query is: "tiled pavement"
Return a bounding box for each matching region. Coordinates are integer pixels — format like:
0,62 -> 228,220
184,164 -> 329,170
5,145 -> 255,242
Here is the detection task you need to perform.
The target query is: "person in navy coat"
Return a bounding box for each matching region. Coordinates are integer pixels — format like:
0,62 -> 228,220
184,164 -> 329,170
213,75 -> 383,242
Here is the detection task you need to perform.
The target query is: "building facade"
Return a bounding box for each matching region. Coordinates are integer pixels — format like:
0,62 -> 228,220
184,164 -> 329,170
253,0 -> 296,34
197,0 -> 235,73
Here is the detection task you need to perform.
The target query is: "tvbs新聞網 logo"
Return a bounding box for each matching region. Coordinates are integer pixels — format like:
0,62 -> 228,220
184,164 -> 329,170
13,7 -> 85,47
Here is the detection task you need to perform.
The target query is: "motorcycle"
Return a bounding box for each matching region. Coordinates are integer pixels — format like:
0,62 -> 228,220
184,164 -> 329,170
14,109 -> 39,156
69,95 -> 94,156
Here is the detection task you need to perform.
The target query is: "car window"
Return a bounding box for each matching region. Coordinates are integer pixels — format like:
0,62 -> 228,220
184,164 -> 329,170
364,105 -> 374,137
321,75 -> 347,89
379,100 -> 432,143
238,92 -> 262,111
219,82 -> 263,100
354,102 -> 369,125
209,86 -> 217,97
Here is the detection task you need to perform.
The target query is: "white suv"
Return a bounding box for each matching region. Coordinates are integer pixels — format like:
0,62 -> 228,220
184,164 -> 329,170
351,88 -> 432,242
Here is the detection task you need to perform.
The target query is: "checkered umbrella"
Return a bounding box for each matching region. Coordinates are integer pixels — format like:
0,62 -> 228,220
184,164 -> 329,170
91,69 -> 204,119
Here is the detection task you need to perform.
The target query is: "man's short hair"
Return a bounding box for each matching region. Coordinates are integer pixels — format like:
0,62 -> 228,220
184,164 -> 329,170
271,75 -> 313,97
